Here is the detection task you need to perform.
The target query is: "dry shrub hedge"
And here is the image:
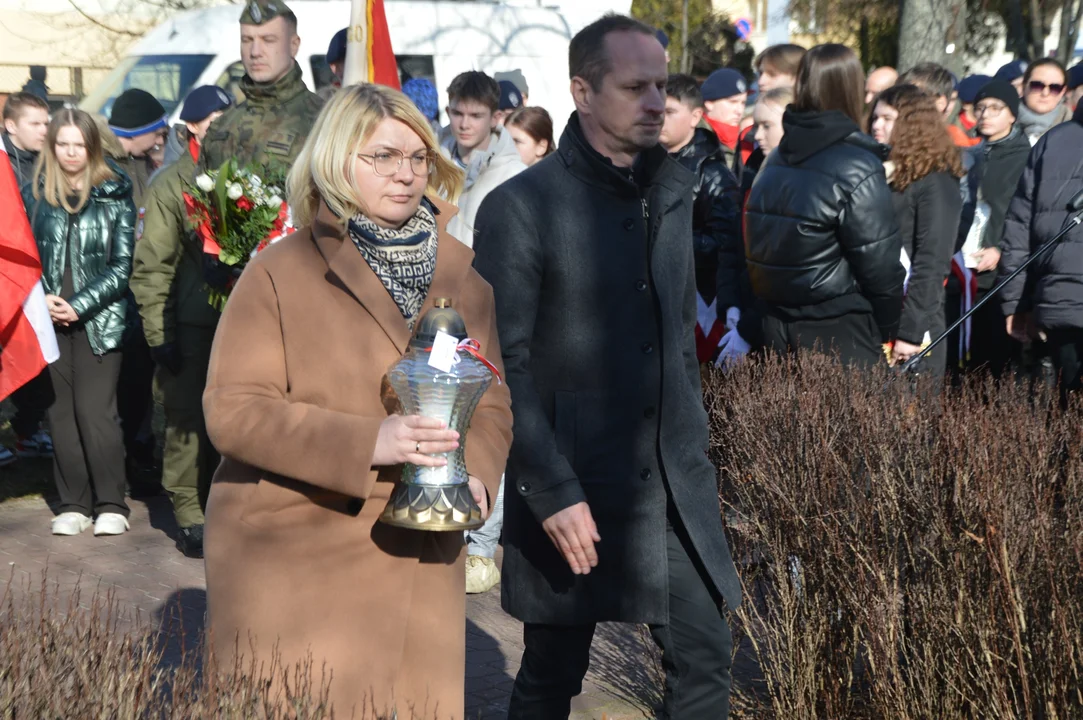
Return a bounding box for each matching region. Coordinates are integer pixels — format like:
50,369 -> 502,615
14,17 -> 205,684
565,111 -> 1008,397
0,575 -> 411,718
706,353 -> 1083,719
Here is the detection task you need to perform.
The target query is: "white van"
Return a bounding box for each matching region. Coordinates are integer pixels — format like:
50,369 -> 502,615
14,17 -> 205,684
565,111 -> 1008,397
80,0 -> 630,136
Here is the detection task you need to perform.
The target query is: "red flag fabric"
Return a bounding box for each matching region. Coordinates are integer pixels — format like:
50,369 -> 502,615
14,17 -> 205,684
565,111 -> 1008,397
366,0 -> 400,89
0,151 -> 56,400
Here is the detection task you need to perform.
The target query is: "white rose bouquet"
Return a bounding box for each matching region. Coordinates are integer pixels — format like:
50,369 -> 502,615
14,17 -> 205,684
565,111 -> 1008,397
185,159 -> 294,309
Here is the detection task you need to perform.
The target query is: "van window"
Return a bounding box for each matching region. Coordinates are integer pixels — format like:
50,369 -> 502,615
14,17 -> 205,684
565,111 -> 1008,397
80,54 -> 214,119
309,54 -> 436,90
215,62 -> 248,103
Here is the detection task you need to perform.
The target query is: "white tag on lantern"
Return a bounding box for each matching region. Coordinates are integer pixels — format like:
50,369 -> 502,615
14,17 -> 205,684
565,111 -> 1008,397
428,330 -> 458,373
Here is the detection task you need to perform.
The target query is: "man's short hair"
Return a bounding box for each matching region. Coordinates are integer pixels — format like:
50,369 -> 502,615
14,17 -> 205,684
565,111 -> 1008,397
754,44 -> 807,77
281,9 -> 298,35
569,13 -> 656,91
447,71 -> 500,113
898,62 -> 954,99
3,92 -> 49,123
666,73 -> 703,109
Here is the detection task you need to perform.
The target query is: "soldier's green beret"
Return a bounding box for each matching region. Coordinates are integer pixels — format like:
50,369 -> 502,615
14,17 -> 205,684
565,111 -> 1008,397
240,0 -> 293,25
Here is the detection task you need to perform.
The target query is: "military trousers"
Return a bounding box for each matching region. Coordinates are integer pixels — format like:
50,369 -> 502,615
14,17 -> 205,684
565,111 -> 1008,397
154,324 -> 219,528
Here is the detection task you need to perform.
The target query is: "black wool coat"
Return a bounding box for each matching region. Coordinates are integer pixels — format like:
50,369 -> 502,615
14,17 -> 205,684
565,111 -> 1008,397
473,115 -> 742,625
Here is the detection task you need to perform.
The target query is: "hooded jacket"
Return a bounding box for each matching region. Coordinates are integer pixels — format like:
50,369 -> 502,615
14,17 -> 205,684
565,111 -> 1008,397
444,127 -> 526,246
745,109 -> 905,341
999,105 -> 1083,330
22,163 -> 136,355
2,133 -> 38,190
670,126 -> 742,309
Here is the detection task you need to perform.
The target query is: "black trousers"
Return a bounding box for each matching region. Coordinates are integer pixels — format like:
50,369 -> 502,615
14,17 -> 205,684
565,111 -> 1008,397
9,368 -> 55,437
944,290 -> 1018,379
508,517 -> 733,720
49,327 -> 129,518
117,330 -> 156,464
762,311 -> 882,368
1047,328 -> 1083,408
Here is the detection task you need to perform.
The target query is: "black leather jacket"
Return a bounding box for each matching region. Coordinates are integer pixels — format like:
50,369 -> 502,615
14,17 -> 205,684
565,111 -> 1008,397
671,128 -> 743,309
745,109 -> 905,341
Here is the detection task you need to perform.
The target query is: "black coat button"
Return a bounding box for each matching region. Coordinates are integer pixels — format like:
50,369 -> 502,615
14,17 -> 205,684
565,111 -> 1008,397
622,218 -> 635,231
640,468 -> 652,481
641,342 -> 653,354
346,498 -> 363,515
644,406 -> 656,419
519,481 -> 532,493
635,279 -> 648,292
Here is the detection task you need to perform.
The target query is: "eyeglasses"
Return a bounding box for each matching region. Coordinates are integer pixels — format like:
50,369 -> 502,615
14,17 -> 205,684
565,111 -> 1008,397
974,103 -> 1007,117
356,149 -> 435,177
1028,80 -> 1065,95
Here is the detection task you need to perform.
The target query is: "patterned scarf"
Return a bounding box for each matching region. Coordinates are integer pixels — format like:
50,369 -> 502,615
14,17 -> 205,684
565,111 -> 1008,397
347,199 -> 439,328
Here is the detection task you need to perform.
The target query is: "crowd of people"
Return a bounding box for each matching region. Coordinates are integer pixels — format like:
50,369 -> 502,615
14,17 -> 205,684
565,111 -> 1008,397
3,1 -> 1083,717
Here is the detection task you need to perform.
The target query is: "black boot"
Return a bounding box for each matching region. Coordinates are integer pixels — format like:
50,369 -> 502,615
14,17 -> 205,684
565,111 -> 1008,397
176,524 -> 204,559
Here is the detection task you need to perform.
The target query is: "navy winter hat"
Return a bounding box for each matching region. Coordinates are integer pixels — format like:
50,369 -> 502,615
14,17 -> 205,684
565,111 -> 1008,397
957,74 -> 992,104
655,28 -> 670,49
701,68 -> 748,101
995,60 -> 1027,83
402,77 -> 439,121
179,85 -> 233,122
1068,64 -> 1083,90
498,80 -> 523,112
327,28 -> 348,65
974,78 -> 1020,119
109,89 -> 167,138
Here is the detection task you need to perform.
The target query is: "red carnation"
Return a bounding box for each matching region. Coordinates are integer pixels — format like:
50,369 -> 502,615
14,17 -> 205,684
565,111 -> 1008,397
236,196 -> 254,211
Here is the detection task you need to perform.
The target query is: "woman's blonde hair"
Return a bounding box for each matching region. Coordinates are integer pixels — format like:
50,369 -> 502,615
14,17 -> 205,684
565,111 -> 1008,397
287,84 -> 464,227
33,109 -> 115,214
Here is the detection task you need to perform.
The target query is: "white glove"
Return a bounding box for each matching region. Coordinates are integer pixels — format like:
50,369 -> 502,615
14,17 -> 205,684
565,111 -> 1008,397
715,328 -> 751,368
725,306 -> 741,332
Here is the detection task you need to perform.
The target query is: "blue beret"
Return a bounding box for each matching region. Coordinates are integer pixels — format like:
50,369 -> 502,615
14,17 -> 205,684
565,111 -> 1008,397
179,85 -> 234,123
327,28 -> 348,65
995,60 -> 1027,83
655,28 -> 670,49
498,80 -> 523,111
402,77 -> 439,122
1069,64 -> 1083,90
701,68 -> 748,101
956,74 -> 992,104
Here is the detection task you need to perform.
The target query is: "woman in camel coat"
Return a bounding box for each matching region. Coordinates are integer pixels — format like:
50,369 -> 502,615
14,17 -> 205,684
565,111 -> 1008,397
202,84 -> 513,720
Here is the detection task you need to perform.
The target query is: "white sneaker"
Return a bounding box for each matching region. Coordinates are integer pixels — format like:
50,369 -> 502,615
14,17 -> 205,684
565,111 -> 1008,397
465,555 -> 501,594
93,513 -> 130,536
51,512 -> 92,536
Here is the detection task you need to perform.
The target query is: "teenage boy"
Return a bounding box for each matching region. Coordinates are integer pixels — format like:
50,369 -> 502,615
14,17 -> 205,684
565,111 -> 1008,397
439,70 -> 525,594
0,91 -> 55,467
659,74 -> 746,365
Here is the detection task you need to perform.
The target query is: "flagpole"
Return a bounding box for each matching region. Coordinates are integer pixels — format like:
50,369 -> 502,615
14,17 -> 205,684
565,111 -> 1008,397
342,0 -> 369,86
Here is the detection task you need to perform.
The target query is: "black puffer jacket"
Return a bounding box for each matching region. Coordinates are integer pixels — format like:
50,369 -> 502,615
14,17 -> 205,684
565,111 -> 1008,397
999,108 -> 1083,329
745,109 -> 905,341
670,127 -> 742,309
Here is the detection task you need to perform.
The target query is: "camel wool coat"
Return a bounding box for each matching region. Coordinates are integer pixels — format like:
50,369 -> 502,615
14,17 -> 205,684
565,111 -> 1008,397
202,198 -> 513,720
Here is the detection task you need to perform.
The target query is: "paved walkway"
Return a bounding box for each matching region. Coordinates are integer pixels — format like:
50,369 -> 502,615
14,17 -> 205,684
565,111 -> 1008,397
0,492 -> 656,719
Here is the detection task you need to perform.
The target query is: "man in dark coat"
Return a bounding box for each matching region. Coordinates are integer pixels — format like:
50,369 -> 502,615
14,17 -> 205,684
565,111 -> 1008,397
473,15 -> 741,720
1000,103 -> 1083,405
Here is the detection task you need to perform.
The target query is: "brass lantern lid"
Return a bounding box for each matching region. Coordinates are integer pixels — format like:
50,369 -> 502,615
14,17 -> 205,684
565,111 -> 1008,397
411,298 -> 467,347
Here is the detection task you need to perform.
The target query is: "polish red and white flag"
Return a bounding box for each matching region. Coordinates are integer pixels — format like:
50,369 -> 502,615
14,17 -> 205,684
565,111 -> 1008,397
0,144 -> 58,400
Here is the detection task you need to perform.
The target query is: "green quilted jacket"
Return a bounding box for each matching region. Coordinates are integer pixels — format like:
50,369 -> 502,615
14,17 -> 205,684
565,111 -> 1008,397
22,164 -> 136,355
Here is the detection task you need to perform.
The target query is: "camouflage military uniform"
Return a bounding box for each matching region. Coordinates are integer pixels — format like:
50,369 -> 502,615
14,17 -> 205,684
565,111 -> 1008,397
200,61 -> 324,172
130,131 -> 221,531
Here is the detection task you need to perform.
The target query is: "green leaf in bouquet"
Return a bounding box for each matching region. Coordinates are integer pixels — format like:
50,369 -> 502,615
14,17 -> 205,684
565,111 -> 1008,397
213,159 -> 234,239
219,249 -> 243,266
